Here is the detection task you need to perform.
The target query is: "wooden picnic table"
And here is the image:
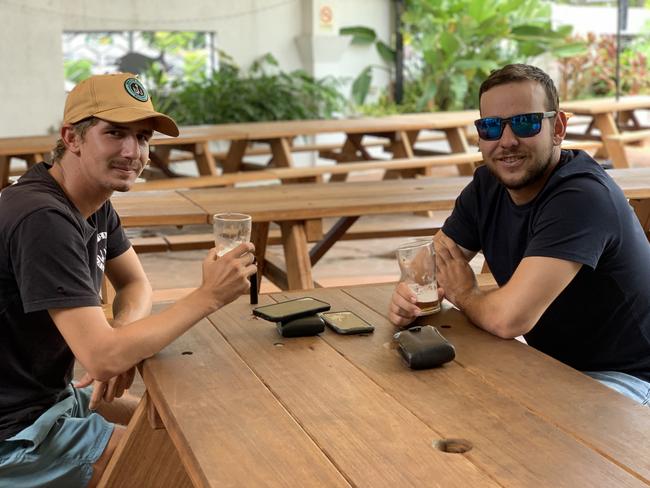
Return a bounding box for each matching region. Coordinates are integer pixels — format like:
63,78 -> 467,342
98,284 -> 650,487
0,127 -> 241,188
0,111 -> 480,188
206,111 -> 480,177
561,96 -> 650,168
111,168 -> 650,291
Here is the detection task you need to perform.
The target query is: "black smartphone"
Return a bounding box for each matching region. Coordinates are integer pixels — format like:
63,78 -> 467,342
253,297 -> 330,323
320,311 -> 375,335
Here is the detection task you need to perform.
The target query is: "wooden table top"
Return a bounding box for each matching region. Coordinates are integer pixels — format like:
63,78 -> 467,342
110,190 -> 208,227
109,168 -> 650,228
561,96 -> 650,115
142,285 -> 650,487
213,111 -> 480,140
180,176 -> 472,222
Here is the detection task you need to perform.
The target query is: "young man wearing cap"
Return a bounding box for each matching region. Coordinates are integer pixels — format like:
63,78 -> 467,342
0,73 -> 257,486
389,64 -> 650,405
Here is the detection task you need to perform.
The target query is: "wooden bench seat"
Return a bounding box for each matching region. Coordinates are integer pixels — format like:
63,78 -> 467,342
160,134 -> 450,165
604,129 -> 650,168
130,236 -> 169,253
133,212 -> 451,254
561,140 -> 603,152
132,153 -> 484,192
605,129 -> 650,144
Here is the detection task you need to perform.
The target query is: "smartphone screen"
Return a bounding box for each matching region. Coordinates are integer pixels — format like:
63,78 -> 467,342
253,297 -> 330,322
321,311 -> 375,335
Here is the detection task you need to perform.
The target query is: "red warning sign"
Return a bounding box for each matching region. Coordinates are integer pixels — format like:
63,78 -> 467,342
319,5 -> 333,27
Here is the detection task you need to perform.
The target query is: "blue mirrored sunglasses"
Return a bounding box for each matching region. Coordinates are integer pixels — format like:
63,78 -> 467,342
474,111 -> 557,141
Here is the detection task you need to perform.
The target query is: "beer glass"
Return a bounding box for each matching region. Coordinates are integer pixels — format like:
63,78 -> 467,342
396,239 -> 440,315
213,213 -> 252,257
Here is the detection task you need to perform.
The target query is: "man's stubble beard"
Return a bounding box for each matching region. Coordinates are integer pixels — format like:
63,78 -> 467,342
491,152 -> 554,191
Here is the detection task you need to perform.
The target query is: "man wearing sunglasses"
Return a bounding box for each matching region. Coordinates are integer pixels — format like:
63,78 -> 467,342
389,64 -> 650,405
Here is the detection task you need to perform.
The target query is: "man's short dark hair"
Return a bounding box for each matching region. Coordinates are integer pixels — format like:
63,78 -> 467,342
51,117 -> 100,164
479,64 -> 559,113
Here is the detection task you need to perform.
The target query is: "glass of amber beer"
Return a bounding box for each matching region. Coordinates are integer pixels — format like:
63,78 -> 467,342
396,239 -> 440,315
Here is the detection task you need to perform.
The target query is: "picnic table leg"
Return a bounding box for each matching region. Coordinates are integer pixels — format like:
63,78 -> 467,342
330,134 -> 366,182
592,113 -> 629,167
223,140 -> 248,173
150,146 -> 171,167
98,393 -> 193,488
445,127 -> 475,176
268,137 -> 294,168
309,216 -> 359,265
617,110 -> 640,130
630,199 -> 650,241
385,130 -> 418,179
193,142 -> 219,176
268,137 -> 324,237
148,148 -> 183,178
0,156 -> 10,188
280,221 -> 314,290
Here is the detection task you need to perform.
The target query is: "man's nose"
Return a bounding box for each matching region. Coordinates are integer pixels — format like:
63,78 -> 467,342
121,134 -> 141,159
499,122 -> 519,148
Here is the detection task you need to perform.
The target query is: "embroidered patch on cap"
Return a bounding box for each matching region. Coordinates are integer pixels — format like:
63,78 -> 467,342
124,77 -> 149,102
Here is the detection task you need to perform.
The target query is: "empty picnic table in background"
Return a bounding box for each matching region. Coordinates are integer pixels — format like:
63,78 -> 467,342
98,284 -> 650,487
561,96 -> 650,168
0,128 -> 236,188
0,111 -> 481,188
197,111 -> 481,178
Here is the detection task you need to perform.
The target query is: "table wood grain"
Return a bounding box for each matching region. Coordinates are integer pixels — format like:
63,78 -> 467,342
101,285 -> 650,487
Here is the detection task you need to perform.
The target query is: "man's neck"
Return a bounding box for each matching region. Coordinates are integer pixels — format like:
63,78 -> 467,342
48,161 -> 111,218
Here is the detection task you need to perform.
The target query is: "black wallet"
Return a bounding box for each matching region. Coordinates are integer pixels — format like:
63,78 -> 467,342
394,325 -> 456,369
276,315 -> 325,337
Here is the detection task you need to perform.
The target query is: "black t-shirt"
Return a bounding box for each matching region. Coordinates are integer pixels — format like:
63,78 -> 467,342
0,163 -> 131,440
442,150 -> 650,381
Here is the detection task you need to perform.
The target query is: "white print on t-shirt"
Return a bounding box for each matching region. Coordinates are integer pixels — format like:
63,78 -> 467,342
97,232 -> 107,271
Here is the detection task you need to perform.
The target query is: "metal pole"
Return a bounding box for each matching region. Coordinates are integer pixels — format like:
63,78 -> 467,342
394,0 -> 404,104
616,0 -> 628,102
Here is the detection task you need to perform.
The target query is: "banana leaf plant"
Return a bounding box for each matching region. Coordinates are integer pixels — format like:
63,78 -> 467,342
403,0 -> 586,110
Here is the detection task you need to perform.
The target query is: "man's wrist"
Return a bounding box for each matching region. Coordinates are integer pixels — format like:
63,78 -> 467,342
453,285 -> 481,312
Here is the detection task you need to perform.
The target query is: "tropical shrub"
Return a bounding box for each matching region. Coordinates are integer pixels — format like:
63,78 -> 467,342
558,31 -> 650,100
144,53 -> 347,124
401,0 -> 585,111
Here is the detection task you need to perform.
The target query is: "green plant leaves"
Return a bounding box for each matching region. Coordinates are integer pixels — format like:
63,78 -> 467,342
376,41 -> 396,63
439,31 -> 461,56
352,66 -> 373,105
399,0 -> 584,110
553,42 -> 588,58
340,26 -> 377,45
64,59 -> 93,84
144,53 -> 346,124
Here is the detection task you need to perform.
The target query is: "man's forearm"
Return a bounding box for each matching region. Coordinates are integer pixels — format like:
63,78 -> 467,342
111,280 -> 153,326
454,287 -> 534,339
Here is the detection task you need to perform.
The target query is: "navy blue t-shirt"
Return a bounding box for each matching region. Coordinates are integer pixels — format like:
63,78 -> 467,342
0,163 -> 131,440
442,150 -> 650,380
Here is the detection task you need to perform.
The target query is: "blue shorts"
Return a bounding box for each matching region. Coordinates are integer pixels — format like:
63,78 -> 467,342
0,385 -> 114,488
585,370 -> 650,405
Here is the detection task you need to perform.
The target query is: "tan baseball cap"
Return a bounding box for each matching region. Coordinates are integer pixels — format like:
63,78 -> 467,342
63,72 -> 179,137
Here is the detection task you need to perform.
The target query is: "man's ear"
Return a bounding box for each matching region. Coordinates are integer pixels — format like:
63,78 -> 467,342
60,125 -> 82,156
552,111 -> 568,147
